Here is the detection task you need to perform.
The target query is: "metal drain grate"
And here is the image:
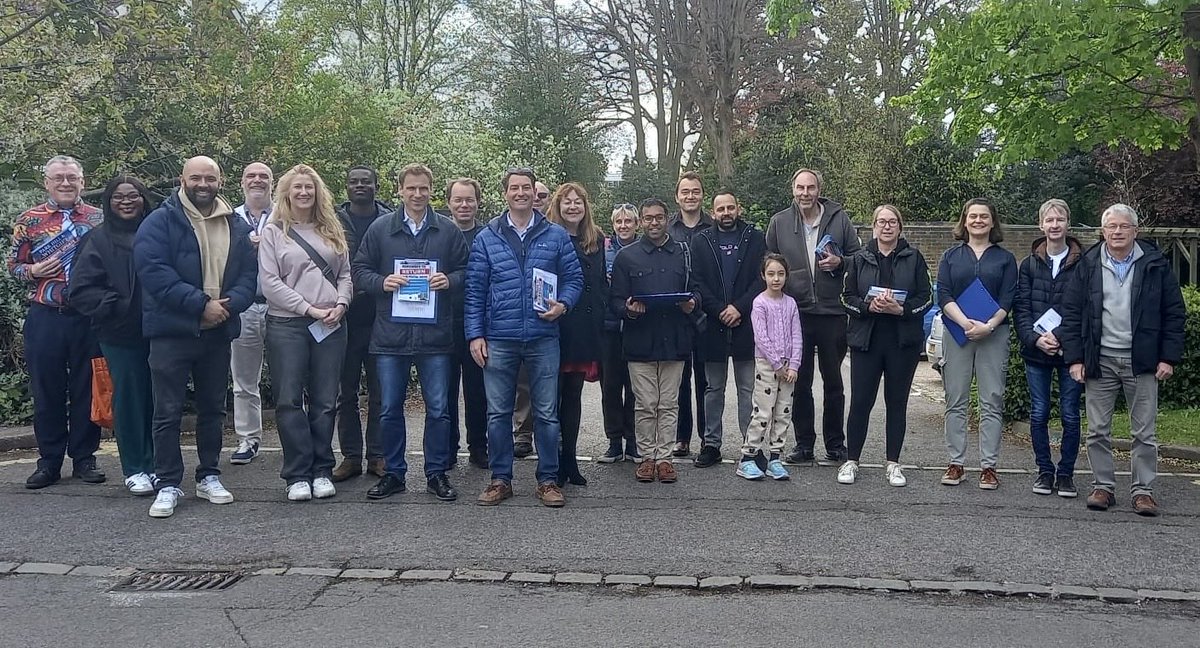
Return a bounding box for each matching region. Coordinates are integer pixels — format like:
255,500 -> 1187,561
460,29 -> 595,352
110,570 -> 243,592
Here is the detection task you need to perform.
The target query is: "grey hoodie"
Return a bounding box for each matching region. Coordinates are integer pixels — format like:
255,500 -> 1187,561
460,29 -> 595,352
765,197 -> 861,316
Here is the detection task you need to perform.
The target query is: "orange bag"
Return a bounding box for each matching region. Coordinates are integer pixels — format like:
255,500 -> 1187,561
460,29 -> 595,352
90,356 -> 114,429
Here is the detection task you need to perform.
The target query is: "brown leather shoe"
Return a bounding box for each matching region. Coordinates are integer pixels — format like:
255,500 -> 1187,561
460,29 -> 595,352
635,460 -> 657,482
1132,494 -> 1160,517
367,458 -> 387,478
940,464 -> 965,486
331,460 -> 362,483
656,461 -> 677,483
477,479 -> 513,506
1086,489 -> 1116,511
536,482 -> 566,507
978,467 -> 999,490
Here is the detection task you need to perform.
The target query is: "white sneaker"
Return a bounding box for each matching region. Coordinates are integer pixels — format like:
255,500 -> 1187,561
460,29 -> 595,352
312,477 -> 336,499
287,481 -> 312,501
886,462 -> 907,487
124,472 -> 155,496
196,475 -> 234,504
836,460 -> 858,485
149,487 -> 183,518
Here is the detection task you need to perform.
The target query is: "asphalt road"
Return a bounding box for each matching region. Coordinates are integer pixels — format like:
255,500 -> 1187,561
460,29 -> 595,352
2,361 -> 1198,646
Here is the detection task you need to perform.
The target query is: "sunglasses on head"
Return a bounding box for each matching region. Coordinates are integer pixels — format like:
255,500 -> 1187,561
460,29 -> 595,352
536,192 -> 549,199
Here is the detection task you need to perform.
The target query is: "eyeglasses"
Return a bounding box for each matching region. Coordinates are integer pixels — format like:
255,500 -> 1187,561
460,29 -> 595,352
642,214 -> 667,223
111,193 -> 143,203
875,219 -> 900,228
1102,222 -> 1135,232
47,174 -> 82,184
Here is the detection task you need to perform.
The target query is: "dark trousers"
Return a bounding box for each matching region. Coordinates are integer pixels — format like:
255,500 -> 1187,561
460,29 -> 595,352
336,320 -> 382,462
676,345 -> 706,443
149,333 -> 230,488
100,341 -> 155,477
449,326 -> 488,455
600,330 -> 635,443
846,345 -> 921,462
267,316 -> 345,485
792,313 -> 848,455
24,305 -> 101,472
558,372 -> 586,478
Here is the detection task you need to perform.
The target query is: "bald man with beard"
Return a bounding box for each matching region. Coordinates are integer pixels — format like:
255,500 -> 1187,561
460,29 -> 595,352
134,156 -> 258,518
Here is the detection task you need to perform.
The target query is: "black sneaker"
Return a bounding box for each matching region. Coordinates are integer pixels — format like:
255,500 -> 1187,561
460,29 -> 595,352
693,446 -> 722,468
513,441 -> 534,458
625,441 -> 642,462
783,448 -> 815,465
596,440 -> 624,464
1055,475 -> 1078,498
426,474 -> 458,502
817,449 -> 847,467
71,461 -> 106,484
1032,473 -> 1055,495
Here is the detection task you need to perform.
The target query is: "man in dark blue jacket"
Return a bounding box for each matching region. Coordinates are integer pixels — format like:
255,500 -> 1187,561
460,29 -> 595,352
134,156 -> 258,519
1061,203 -> 1185,517
1012,199 -> 1084,498
466,168 -> 583,507
690,191 -> 766,468
352,163 -> 468,502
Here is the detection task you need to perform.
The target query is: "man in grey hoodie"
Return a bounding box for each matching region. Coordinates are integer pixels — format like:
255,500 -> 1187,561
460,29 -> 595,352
765,168 -> 860,465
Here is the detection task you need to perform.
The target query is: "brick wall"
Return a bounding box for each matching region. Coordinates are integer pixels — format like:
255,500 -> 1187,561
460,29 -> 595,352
856,223 -> 1103,262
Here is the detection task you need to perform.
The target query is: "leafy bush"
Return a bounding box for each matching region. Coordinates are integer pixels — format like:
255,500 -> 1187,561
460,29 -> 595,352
1004,284 -> 1200,421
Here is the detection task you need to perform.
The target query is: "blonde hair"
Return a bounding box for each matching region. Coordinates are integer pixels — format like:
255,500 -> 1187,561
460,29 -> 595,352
871,204 -> 904,232
1038,198 -> 1070,224
272,164 -> 347,255
547,182 -> 603,255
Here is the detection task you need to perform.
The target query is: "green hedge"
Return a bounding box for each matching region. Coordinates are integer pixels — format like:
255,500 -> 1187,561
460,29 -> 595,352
1003,284 -> 1200,420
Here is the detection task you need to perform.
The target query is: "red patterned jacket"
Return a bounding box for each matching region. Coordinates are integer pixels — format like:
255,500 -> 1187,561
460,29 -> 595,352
7,200 -> 103,307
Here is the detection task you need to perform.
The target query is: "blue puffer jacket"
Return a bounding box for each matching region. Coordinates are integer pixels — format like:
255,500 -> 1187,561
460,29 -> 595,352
465,212 -> 583,342
134,191 -> 257,340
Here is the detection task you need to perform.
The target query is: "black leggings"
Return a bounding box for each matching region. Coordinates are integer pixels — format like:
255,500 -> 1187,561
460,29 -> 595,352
845,345 -> 921,463
558,372 -> 586,480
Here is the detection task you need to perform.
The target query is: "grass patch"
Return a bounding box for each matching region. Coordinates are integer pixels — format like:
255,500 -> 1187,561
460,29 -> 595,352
1107,408 -> 1200,448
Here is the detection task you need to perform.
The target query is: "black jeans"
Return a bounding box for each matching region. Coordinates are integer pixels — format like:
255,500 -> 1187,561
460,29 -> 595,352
267,316 -> 345,485
449,326 -> 488,455
558,372 -> 586,477
676,345 -> 706,443
149,332 -> 231,488
846,345 -> 921,462
600,330 -> 635,443
791,313 -> 848,455
23,305 -> 101,472
336,320 -> 382,462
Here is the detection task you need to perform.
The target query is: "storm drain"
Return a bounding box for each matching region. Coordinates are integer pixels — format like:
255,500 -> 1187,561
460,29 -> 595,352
110,570 -> 243,592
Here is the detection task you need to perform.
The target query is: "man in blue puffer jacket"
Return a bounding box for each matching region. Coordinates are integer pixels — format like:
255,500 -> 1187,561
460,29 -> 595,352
466,168 -> 583,508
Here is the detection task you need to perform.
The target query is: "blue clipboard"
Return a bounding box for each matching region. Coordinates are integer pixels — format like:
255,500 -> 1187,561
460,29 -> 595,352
633,292 -> 693,306
942,277 -> 1000,347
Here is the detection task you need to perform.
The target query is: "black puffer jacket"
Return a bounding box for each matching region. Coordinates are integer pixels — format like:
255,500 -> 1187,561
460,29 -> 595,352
1060,240 -> 1186,378
559,236 -> 608,364
1012,236 -> 1083,366
841,238 -> 933,351
691,220 -> 766,360
70,216 -> 146,347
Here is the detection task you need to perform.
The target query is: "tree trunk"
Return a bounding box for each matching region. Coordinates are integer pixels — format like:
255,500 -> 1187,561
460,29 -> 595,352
1181,5 -> 1200,172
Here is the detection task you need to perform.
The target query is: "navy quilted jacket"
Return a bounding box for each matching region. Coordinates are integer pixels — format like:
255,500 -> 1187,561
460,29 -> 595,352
465,212 -> 583,342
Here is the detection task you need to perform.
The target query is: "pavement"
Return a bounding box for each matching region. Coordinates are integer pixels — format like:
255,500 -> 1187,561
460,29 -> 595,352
2,360 -> 1199,646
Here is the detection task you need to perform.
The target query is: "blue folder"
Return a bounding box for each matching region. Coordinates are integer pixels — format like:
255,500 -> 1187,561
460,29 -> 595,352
942,278 -> 1000,347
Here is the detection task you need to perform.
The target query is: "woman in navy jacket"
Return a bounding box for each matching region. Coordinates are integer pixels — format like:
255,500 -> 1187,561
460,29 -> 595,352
936,198 -> 1017,491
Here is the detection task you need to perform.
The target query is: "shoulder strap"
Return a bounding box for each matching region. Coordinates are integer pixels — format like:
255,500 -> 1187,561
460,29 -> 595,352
286,227 -> 337,287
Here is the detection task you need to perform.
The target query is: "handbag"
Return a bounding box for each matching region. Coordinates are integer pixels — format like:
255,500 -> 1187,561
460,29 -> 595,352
90,356 -> 114,429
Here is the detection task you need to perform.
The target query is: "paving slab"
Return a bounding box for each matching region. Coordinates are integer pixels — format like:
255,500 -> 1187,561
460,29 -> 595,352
398,569 -> 452,581
341,569 -> 396,580
653,575 -> 698,589
15,563 -> 73,575
604,574 -> 651,586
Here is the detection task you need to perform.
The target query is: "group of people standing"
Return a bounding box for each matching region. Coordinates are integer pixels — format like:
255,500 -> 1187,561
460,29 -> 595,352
7,155 -> 1185,519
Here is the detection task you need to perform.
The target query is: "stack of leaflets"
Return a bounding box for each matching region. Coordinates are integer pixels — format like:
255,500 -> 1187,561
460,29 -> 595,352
866,286 -> 908,304
533,268 -> 557,313
31,228 -> 80,266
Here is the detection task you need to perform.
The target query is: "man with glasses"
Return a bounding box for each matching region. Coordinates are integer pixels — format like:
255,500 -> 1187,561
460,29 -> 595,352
1061,203 -> 1185,517
447,177 -> 489,469
229,162 -> 274,466
9,155 -> 105,489
466,167 -> 582,507
668,171 -> 713,457
610,198 -> 702,483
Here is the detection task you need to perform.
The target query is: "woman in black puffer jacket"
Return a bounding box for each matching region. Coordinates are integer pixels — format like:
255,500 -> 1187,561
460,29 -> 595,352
546,182 -> 609,486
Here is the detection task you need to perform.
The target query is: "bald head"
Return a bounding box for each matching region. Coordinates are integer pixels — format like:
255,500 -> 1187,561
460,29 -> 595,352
181,156 -> 223,211
241,162 -> 273,205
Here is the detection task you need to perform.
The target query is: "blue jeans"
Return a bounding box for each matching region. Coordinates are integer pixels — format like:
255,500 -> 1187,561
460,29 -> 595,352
1026,362 -> 1082,477
482,338 -> 561,484
375,353 -> 453,480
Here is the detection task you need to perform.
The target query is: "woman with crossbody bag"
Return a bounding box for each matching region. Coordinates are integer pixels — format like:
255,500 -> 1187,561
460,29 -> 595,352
259,164 -> 353,501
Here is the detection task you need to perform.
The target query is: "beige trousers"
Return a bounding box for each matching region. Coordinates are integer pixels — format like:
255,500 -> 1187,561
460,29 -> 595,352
628,361 -> 685,462
742,358 -> 795,457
